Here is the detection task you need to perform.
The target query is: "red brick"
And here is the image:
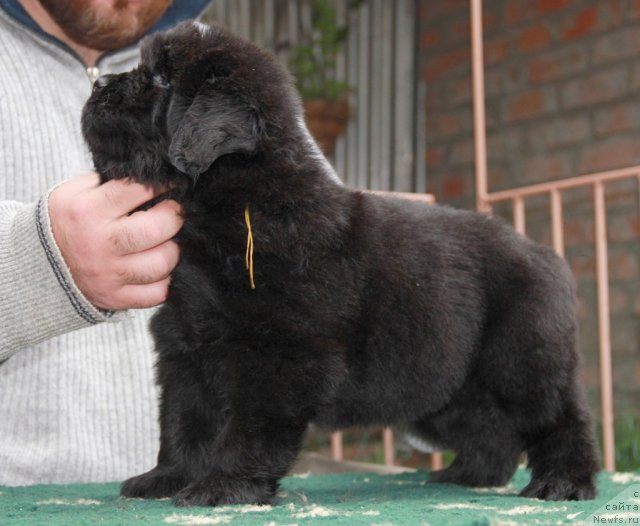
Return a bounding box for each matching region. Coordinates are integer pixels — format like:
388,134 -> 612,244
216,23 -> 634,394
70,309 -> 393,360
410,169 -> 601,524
488,168 -> 508,189
422,0 -> 467,21
442,175 -> 469,199
450,139 -> 474,165
420,29 -> 440,49
484,69 -> 502,98
528,59 -> 555,84
431,114 -> 462,139
609,212 -> 640,243
518,24 -> 552,53
504,1 -> 525,25
570,254 -> 595,279
594,102 -> 640,136
426,146 -> 445,167
561,66 -> 628,110
425,175 -> 441,198
609,286 -> 630,314
506,91 -> 544,121
534,0 -> 573,16
577,136 -> 640,173
451,12 -> 496,39
422,47 -> 470,81
451,19 -> 471,43
425,86 -> 442,113
484,36 -> 509,65
528,115 -> 590,150
562,186 -> 592,213
521,154 -> 573,183
503,89 -> 555,122
440,0 -> 468,15
630,0 -> 640,20
604,178 -> 640,207
563,217 -> 594,247
632,60 -> 640,91
562,5 -> 599,40
608,251 -> 639,280
487,129 -> 524,162
500,64 -> 525,94
528,46 -> 588,84
593,27 -> 640,65
575,294 -> 592,321
448,76 -> 472,105
582,364 -> 599,390
607,0 -> 625,26
483,12 -> 498,34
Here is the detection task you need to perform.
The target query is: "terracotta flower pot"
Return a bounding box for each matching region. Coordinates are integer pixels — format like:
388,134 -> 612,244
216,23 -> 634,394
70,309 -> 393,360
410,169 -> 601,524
303,98 -> 351,156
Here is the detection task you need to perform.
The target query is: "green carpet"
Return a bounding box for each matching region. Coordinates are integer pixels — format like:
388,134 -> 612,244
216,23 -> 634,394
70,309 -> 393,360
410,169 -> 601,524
2,468 -> 639,525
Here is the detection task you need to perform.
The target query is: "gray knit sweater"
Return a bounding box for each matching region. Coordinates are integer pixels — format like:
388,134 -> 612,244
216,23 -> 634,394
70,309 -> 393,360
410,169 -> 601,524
0,5 -> 187,486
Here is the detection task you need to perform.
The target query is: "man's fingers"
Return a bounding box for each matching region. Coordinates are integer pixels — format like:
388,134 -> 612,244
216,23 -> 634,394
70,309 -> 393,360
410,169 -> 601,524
94,178 -> 164,216
109,199 -> 183,255
48,174 -> 182,312
105,279 -> 172,310
117,241 -> 180,285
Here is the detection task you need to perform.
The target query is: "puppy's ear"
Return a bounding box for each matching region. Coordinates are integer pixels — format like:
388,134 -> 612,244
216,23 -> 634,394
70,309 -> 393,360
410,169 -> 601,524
168,81 -> 261,179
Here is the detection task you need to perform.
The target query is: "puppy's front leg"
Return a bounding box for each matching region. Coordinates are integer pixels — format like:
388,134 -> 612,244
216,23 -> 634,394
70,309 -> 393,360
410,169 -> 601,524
172,344 -> 317,507
172,409 -> 309,507
120,371 -> 200,499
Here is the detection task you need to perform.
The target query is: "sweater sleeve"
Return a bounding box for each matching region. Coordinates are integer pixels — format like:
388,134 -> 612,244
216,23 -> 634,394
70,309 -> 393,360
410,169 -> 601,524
0,194 -> 123,362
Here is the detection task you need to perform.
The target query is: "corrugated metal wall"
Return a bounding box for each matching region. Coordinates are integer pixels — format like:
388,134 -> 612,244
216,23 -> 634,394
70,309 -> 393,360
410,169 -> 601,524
204,0 -> 425,192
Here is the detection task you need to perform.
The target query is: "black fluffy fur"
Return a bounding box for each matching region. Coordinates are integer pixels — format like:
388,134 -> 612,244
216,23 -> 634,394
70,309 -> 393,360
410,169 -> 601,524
81,21 -> 599,506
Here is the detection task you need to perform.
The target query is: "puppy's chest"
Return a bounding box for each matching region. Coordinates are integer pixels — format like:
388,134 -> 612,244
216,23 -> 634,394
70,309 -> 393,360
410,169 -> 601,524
178,203 -> 314,268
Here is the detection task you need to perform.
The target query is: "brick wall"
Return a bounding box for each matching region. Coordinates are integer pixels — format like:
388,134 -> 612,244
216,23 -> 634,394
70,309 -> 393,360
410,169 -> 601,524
418,0 -> 640,417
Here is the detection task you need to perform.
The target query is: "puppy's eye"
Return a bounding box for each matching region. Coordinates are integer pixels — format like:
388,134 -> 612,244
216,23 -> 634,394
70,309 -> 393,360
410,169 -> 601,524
152,74 -> 170,89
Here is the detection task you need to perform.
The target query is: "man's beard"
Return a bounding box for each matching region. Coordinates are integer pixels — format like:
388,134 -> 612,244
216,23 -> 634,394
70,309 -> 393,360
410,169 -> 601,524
38,0 -> 173,51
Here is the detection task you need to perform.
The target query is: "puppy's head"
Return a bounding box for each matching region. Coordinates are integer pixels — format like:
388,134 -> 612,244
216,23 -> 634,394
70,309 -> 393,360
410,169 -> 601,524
82,21 -> 303,190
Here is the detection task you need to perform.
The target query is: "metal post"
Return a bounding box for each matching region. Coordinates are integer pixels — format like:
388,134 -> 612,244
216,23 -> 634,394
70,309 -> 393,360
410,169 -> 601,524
471,0 -> 489,212
593,181 -> 615,472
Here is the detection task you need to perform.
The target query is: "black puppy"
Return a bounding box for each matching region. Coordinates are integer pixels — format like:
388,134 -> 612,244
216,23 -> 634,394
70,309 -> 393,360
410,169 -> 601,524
81,21 -> 599,506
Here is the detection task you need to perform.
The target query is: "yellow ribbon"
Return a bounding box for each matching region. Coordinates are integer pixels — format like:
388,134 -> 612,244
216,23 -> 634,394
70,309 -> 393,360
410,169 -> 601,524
244,205 -> 256,290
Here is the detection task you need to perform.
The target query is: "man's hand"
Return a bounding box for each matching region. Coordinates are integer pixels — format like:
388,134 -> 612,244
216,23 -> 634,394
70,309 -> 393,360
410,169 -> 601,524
48,173 -> 183,311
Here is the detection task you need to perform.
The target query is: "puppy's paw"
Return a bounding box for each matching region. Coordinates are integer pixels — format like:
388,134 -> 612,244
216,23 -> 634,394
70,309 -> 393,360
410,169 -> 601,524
172,477 -> 277,507
121,467 -> 187,499
519,477 -> 596,501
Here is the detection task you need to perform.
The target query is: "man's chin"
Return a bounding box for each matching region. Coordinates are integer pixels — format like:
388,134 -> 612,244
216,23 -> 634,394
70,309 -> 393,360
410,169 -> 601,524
39,0 -> 172,51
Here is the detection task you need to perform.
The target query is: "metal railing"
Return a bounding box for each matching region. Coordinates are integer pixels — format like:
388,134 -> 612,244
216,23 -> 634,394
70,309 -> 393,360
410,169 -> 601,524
481,167 -> 640,473
324,0 -> 636,476
469,0 -> 636,472
334,172 -> 638,474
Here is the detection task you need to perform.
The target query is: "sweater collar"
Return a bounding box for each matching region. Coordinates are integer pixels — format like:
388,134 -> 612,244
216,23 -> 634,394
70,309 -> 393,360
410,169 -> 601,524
0,0 -> 211,56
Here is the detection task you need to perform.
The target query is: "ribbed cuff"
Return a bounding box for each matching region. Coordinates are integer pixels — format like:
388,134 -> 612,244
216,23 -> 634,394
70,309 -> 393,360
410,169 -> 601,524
35,195 -> 119,324
0,197 -> 124,361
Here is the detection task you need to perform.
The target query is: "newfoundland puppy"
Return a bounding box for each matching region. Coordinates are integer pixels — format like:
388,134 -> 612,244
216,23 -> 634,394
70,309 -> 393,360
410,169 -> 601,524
81,21 -> 598,506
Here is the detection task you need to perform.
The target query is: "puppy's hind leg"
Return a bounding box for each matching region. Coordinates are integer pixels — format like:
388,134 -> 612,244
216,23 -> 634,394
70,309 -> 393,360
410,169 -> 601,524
413,393 -> 522,488
520,386 -> 598,501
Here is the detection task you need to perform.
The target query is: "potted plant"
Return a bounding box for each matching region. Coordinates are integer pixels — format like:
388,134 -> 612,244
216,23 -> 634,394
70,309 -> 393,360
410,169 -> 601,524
285,0 -> 360,156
